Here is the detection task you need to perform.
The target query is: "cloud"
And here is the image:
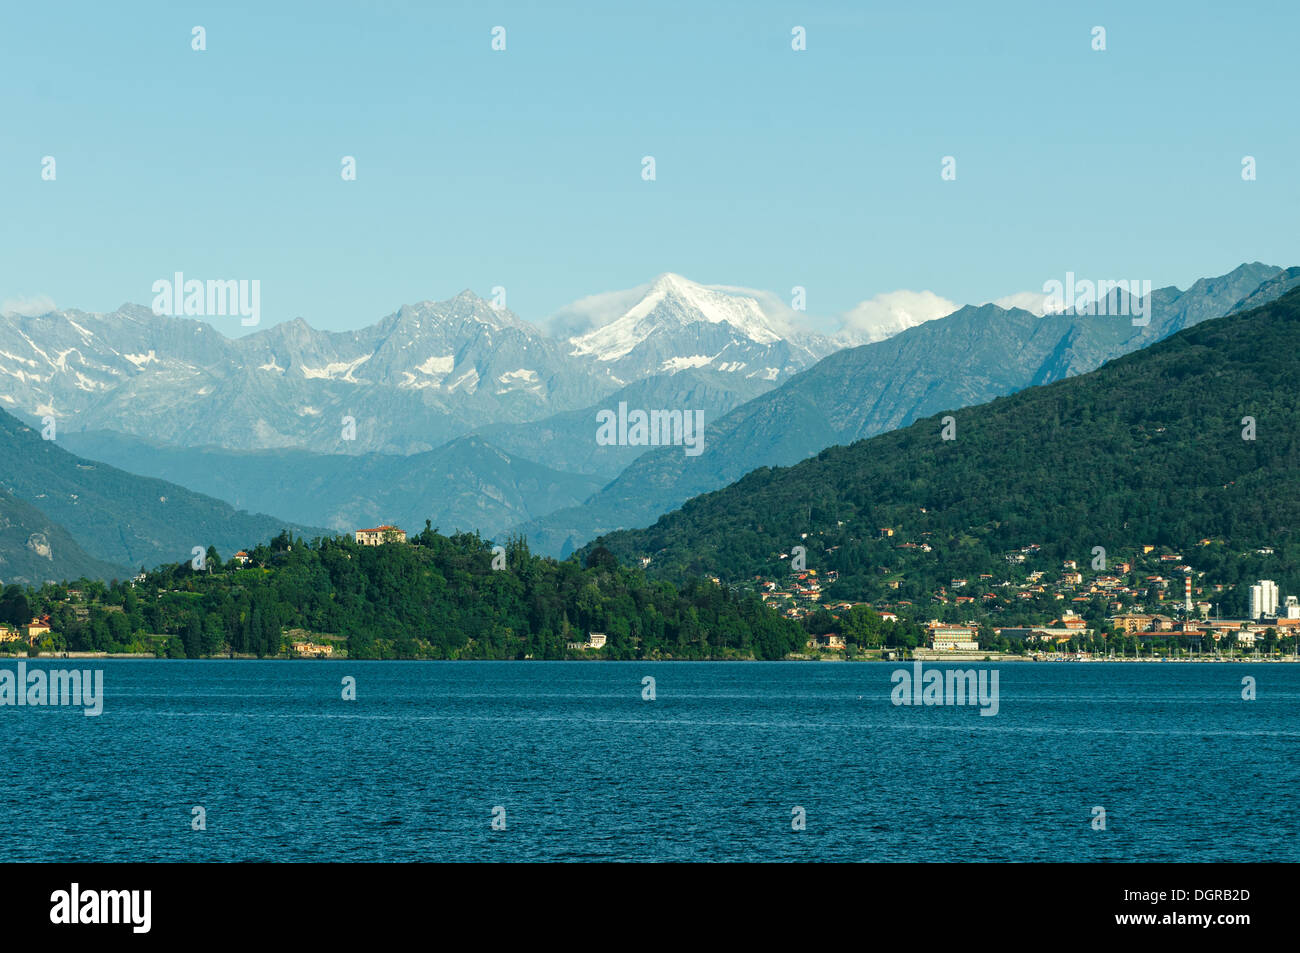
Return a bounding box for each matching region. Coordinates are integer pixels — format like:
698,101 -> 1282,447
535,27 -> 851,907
989,290 -> 1051,316
838,290 -> 957,344
1,293 -> 56,317
541,283 -> 650,338
541,277 -> 1052,348
703,282 -> 840,337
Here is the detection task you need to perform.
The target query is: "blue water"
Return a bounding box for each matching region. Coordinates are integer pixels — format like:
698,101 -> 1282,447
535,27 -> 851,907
1,660 -> 1296,861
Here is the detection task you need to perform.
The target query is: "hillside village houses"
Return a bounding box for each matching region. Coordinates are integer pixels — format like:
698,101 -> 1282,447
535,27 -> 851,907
9,516 -> 1298,659
741,527 -> 1299,656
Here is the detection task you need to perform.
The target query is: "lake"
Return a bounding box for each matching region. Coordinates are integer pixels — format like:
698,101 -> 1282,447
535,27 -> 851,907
1,660 -> 1295,861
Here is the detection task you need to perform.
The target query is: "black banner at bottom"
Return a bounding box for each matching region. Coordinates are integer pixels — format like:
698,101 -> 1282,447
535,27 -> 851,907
0,862 -> 1279,943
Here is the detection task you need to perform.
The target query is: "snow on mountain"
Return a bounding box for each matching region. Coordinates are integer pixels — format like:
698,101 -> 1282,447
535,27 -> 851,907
565,273 -> 831,384
569,273 -> 785,361
0,293 -> 607,453
0,275 -> 850,454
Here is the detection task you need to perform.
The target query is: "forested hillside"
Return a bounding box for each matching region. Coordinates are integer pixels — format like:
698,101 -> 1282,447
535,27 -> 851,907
0,408 -> 325,571
519,262 -> 1298,556
591,288 -> 1300,610
20,526 -> 805,660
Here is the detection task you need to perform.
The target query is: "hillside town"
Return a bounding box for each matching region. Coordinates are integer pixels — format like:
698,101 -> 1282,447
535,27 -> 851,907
746,535 -> 1300,660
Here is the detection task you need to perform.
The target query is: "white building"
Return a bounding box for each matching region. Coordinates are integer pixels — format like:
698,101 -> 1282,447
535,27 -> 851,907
355,525 -> 406,546
928,623 -> 980,652
1249,580 -> 1279,619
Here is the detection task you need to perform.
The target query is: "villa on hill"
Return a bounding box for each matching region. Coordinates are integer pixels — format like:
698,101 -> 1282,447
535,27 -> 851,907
355,525 -> 407,545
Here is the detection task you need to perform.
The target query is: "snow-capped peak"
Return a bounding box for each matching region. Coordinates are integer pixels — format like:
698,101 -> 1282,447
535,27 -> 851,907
568,273 -> 785,362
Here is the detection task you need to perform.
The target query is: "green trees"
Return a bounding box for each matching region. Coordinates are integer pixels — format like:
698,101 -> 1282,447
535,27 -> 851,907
183,617 -> 202,658
32,528 -> 805,660
0,585 -> 30,626
201,615 -> 224,656
1263,627 -> 1278,656
842,605 -> 884,648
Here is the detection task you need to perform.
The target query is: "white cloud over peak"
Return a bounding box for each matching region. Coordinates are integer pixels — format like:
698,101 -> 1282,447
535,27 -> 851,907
1,293 -> 56,317
542,276 -> 1061,350
541,284 -> 650,338
837,289 -> 957,344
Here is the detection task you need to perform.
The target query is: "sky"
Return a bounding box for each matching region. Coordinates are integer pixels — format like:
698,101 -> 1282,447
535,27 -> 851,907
1,0 -> 1297,337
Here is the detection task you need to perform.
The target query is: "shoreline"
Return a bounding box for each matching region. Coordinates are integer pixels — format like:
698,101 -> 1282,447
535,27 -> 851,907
4,652 -> 1297,663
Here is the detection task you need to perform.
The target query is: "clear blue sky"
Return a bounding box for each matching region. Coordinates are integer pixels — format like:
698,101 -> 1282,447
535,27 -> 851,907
2,0 -> 1296,333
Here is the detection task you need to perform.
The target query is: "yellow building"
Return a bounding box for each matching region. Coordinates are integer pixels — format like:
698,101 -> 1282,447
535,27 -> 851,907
1110,613 -> 1154,633
355,525 -> 406,546
291,641 -> 334,658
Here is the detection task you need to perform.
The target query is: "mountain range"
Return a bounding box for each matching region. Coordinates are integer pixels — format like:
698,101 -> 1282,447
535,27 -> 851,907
3,262 -> 1297,582
1,274 -> 834,455
57,431 -> 603,542
590,285 -> 1300,603
517,262 -> 1300,556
